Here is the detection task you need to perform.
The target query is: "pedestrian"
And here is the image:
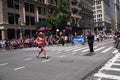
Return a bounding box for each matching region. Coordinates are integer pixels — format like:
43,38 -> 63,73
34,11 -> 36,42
35,32 -> 48,59
87,31 -> 94,52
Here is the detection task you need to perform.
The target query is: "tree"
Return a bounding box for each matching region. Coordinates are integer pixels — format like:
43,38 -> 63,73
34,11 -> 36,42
46,0 -> 70,31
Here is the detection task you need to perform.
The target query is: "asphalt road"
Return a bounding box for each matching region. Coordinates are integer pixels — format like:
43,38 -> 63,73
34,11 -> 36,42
0,39 -> 118,80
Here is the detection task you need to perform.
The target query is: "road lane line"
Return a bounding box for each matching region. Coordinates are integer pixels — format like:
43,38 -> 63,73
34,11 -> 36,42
13,66 -> 25,70
25,58 -> 32,61
94,73 -> 120,80
101,47 -> 113,53
42,59 -> 50,63
0,63 -> 8,67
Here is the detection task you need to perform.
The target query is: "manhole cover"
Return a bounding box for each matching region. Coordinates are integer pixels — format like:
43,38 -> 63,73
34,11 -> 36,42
61,60 -> 74,63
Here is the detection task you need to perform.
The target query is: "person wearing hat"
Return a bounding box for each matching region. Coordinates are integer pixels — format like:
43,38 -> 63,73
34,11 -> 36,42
35,32 -> 48,59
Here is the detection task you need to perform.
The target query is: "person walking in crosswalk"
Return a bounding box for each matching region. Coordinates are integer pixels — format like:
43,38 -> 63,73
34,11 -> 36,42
35,32 -> 48,59
87,31 -> 94,52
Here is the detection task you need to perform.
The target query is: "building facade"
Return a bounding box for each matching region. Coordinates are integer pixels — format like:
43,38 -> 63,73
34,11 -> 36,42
68,0 -> 93,34
0,0 -> 57,40
114,0 -> 120,30
93,0 -> 115,33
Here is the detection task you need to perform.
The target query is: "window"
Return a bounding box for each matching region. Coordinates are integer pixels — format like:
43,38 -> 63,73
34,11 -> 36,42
97,6 -> 101,9
14,0 -> 19,9
30,4 -> 34,13
97,10 -> 102,13
7,0 -> 14,8
37,0 -> 45,3
25,2 -> 29,11
8,13 -> 14,24
30,17 -> 35,25
26,16 -> 30,25
15,14 -> 20,24
48,0 -> 54,4
38,7 -> 46,15
48,8 -> 54,14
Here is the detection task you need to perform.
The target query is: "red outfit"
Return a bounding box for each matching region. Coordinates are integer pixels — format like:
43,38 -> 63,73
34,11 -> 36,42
37,37 -> 46,48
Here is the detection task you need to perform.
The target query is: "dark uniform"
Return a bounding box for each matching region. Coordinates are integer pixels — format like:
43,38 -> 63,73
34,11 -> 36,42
87,32 -> 94,52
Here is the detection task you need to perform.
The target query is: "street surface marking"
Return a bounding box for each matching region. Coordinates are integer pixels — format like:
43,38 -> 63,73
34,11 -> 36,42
94,73 -> 120,80
81,49 -> 89,52
25,58 -> 32,61
94,46 -> 105,51
112,50 -> 118,54
56,52 -> 61,54
72,52 -> 76,54
98,41 -> 113,46
101,67 -> 120,72
0,63 -> 8,67
13,66 -> 25,70
113,63 -> 120,66
101,47 -> 113,53
59,55 -> 65,58
81,46 -> 98,52
73,47 -> 87,52
65,47 -> 80,51
94,53 -> 120,80
42,59 -> 50,63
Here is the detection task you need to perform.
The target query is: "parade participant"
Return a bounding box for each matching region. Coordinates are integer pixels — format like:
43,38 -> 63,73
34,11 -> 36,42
87,31 -> 94,52
35,32 -> 48,59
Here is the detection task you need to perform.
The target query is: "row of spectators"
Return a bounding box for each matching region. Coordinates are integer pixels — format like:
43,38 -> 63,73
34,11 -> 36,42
0,33 -> 117,50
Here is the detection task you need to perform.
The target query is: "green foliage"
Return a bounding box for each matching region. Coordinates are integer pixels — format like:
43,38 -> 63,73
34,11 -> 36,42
46,0 -> 70,29
117,25 -> 120,31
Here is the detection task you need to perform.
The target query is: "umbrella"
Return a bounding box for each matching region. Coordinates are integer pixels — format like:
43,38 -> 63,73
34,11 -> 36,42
38,27 -> 46,31
38,27 -> 52,31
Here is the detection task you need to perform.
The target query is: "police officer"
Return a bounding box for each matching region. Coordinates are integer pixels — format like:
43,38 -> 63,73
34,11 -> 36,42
87,31 -> 94,52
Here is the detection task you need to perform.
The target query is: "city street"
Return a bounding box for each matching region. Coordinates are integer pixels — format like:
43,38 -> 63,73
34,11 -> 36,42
0,39 -> 119,80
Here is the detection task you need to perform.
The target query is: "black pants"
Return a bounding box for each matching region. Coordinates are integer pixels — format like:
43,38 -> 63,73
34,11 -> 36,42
88,42 -> 94,52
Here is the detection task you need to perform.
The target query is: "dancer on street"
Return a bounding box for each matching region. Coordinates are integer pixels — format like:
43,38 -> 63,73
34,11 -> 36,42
35,32 -> 48,59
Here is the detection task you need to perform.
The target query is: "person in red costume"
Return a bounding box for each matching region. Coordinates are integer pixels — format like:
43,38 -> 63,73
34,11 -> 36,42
35,32 -> 48,59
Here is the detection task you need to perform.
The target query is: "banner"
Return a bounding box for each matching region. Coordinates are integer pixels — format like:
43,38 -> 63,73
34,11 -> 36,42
72,36 -> 85,43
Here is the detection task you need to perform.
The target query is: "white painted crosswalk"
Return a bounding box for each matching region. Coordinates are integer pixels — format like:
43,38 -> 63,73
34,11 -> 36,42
93,53 -> 120,80
22,45 -> 116,55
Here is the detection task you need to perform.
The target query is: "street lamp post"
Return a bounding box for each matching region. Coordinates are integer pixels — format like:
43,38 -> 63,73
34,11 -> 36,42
18,0 -> 26,40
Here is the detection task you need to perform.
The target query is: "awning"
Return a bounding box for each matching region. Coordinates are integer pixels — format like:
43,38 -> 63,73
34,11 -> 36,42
35,21 -> 49,27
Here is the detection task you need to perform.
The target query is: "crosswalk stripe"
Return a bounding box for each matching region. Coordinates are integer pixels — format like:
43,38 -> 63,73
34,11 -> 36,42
59,55 -> 65,58
94,73 -> 120,80
101,47 -> 113,53
94,46 -> 105,51
112,50 -> 118,54
81,46 -> 98,52
113,63 -> 120,66
73,47 -> 88,52
101,67 -> 120,71
65,47 -> 80,51
81,49 -> 89,52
